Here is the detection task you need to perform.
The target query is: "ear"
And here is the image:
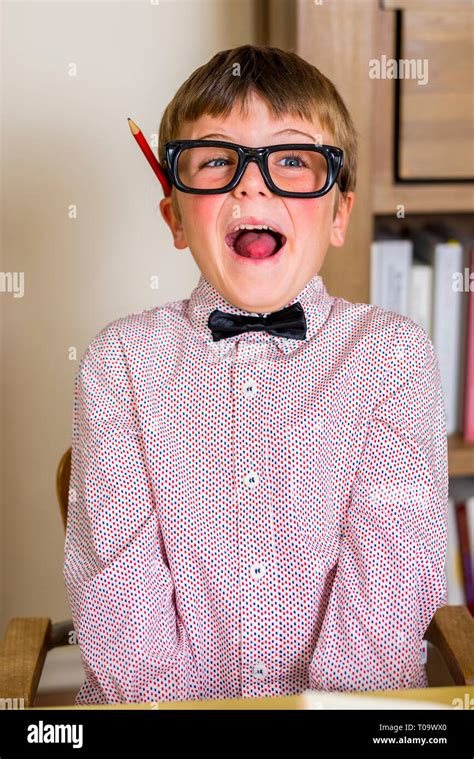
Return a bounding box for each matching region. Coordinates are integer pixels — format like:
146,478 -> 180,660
329,190 -> 355,248
159,195 -> 188,250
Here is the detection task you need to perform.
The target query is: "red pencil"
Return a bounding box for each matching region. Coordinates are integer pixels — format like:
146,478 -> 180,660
128,117 -> 172,196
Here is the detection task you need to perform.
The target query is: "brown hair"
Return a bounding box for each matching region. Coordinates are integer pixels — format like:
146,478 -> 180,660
158,44 -> 357,217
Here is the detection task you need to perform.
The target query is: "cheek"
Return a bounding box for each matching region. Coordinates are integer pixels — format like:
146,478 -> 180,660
293,199 -> 333,238
182,196 -> 222,238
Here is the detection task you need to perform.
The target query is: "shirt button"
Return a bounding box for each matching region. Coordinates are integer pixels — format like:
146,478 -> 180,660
242,379 -> 258,397
394,344 -> 405,359
243,471 -> 260,489
250,562 -> 267,580
252,662 -> 268,679
396,629 -> 406,645
421,640 -> 428,664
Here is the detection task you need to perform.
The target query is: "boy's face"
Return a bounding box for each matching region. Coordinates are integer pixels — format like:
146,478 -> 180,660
160,92 -> 354,313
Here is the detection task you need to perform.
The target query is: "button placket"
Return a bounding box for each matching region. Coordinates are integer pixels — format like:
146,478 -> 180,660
234,360 -> 276,696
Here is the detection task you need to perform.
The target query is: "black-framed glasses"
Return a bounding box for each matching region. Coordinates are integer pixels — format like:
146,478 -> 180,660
164,140 -> 344,198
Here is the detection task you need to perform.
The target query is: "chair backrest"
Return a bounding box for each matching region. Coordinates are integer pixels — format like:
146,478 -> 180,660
56,447 -> 72,533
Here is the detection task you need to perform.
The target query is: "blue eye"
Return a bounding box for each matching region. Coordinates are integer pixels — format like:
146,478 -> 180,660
199,156 -> 233,169
277,153 -> 308,168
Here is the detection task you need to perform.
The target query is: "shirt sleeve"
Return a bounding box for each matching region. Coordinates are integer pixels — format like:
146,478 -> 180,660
63,323 -> 199,704
308,319 -> 449,692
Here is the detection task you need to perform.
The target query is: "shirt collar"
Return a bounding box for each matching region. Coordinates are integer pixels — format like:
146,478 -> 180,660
186,272 -> 334,357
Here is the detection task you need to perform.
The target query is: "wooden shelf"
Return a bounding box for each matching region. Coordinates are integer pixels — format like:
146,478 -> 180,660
382,0 -> 471,9
448,435 -> 474,478
373,184 -> 474,216
294,1 -> 474,480
371,5 -> 474,217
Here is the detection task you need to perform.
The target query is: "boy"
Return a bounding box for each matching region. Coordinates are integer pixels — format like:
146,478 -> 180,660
64,45 -> 448,704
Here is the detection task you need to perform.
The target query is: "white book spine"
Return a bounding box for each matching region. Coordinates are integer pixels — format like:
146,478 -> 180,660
409,262 -> 433,337
431,243 -> 463,435
370,240 -> 412,317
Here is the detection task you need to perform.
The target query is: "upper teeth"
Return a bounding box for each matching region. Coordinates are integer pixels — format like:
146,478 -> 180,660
232,224 -> 277,233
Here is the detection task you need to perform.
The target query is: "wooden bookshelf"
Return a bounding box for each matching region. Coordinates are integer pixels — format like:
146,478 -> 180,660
448,436 -> 474,479
265,0 -> 474,478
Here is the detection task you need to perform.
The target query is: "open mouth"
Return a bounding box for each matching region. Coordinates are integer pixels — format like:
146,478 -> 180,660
225,227 -> 287,259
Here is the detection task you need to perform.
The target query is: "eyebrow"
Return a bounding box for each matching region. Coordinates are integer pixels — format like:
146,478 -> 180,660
194,129 -> 317,142
274,128 -> 317,141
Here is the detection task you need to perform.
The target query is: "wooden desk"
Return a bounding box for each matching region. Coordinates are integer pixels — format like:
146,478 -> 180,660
30,685 -> 474,710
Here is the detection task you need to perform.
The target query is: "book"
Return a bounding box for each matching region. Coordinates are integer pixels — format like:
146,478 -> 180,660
412,227 -> 464,435
445,497 -> 465,605
463,248 -> 474,442
408,260 -> 433,337
370,231 -> 413,318
455,501 -> 474,615
467,496 -> 474,574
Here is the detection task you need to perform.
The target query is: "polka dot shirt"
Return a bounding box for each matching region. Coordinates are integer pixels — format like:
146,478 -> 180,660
63,272 -> 449,704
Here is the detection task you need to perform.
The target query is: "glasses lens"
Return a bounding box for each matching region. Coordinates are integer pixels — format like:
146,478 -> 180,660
177,146 -> 239,190
268,149 -> 329,193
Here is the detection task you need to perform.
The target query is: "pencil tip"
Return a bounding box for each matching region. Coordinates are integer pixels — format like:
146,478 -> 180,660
128,117 -> 140,135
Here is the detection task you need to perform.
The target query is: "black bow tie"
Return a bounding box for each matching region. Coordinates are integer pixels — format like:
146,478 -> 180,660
207,301 -> 307,342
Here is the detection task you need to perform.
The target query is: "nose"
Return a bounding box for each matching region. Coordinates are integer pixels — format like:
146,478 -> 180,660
232,158 -> 272,199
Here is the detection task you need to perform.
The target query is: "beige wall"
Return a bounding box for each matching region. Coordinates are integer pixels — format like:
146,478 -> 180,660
1,0 -> 257,637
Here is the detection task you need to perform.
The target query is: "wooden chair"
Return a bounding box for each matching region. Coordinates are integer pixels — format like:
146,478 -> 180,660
0,447 -> 473,707
0,448 -> 74,707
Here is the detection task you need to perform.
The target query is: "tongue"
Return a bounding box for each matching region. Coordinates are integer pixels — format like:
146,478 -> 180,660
234,230 -> 278,258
